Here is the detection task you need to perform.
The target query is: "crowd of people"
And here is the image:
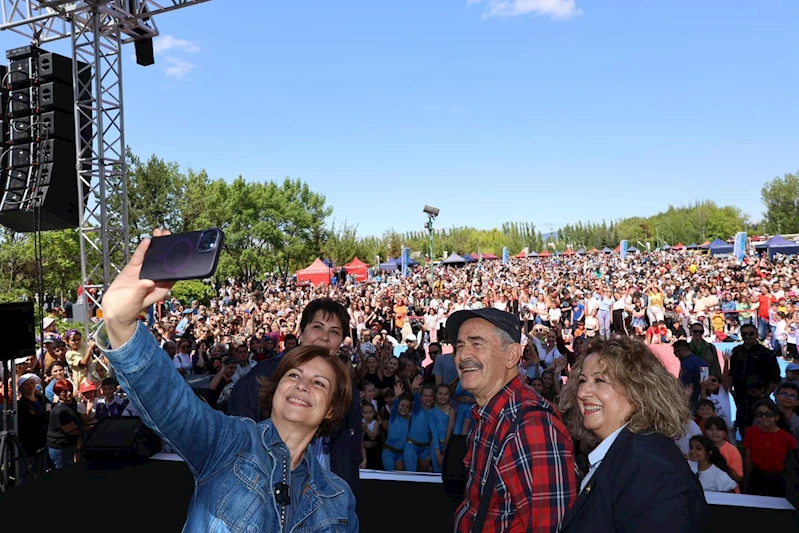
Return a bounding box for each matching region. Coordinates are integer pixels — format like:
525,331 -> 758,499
5,242 -> 799,530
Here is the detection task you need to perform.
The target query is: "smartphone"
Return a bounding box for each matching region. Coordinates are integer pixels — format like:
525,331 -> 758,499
699,367 -> 709,383
139,228 -> 224,281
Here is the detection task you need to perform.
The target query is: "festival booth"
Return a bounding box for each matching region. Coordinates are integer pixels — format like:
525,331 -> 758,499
588,247 -> 600,254
538,250 -> 551,257
514,250 -> 526,258
562,249 -> 575,256
673,242 -> 685,250
662,244 -> 671,251
576,247 -> 586,255
343,257 -> 369,282
756,235 -> 799,259
687,243 -> 698,250
379,258 -> 398,271
441,253 -> 467,265
601,247 -> 612,254
296,258 -> 331,286
708,238 -> 734,256
478,252 -> 498,260
627,246 -> 639,253
460,254 -> 477,263
527,251 -> 538,257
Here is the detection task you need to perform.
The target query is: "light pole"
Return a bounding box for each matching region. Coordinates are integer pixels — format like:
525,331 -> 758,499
423,205 -> 440,291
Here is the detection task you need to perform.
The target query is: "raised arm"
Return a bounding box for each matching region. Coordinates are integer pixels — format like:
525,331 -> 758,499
98,230 -> 248,480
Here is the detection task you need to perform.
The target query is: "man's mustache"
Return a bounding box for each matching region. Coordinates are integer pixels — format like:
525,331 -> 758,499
458,360 -> 483,371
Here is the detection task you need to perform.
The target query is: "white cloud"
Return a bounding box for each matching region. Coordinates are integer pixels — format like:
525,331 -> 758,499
153,34 -> 200,54
162,56 -> 195,79
470,0 -> 583,20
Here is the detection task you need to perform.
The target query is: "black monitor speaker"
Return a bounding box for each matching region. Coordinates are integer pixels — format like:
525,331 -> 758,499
83,416 -> 162,465
0,301 -> 35,362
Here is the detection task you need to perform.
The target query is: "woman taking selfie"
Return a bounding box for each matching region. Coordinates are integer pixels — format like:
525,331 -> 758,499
558,337 -> 708,533
97,229 -> 358,532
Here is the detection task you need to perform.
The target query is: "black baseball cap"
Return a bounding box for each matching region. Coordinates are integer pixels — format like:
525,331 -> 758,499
447,308 -> 521,344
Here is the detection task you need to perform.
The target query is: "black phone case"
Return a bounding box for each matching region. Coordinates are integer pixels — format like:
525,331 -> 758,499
139,229 -> 224,281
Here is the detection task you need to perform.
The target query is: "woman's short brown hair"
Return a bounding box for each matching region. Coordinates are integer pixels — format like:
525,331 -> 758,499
258,345 -> 352,437
558,337 -> 690,450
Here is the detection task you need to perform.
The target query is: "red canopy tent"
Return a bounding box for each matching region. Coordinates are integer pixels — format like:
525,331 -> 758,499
478,252 -> 498,260
514,251 -> 526,258
538,250 -> 551,257
673,243 -> 685,250
296,258 -> 331,286
588,248 -> 600,254
614,245 -> 621,252
562,249 -> 575,256
343,257 -> 369,282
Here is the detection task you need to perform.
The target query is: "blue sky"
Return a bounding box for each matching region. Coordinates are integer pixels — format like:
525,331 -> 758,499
3,1 -> 797,237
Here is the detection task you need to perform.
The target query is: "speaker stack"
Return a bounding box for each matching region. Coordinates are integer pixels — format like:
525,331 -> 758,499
0,45 -> 91,232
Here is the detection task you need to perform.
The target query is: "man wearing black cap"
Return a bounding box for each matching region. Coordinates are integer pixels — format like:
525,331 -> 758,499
448,308 -> 577,533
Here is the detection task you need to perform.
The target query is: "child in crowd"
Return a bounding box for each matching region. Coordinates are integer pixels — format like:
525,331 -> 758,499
704,416 -> 743,491
382,383 -> 412,471
688,435 -> 738,492
403,380 -> 440,472
694,399 -> 716,432
774,381 -> 799,442
430,384 -> 455,473
361,402 -> 382,470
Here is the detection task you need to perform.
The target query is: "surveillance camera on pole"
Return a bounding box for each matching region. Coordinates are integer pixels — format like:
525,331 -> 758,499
423,205 -> 439,218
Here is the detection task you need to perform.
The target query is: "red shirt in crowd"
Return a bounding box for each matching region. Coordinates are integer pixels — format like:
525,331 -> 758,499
743,425 -> 797,474
455,375 -> 577,533
758,294 -> 775,319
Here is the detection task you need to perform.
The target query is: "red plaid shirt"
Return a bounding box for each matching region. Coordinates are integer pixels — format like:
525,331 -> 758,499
455,376 -> 577,533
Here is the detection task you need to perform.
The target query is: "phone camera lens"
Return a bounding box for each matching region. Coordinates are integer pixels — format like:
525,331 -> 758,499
198,230 -> 218,252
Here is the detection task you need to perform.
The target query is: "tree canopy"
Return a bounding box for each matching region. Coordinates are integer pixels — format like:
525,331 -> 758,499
0,149 -> 787,302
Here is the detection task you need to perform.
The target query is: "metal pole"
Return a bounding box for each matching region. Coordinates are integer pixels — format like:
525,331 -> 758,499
428,216 -> 434,289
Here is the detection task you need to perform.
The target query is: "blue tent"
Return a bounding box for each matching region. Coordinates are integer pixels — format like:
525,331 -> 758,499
576,247 -> 586,255
461,254 -> 477,263
601,247 -> 612,254
527,251 -> 539,257
441,253 -> 467,265
627,246 -> 639,253
662,244 -> 671,250
379,258 -> 399,271
757,235 -> 799,258
687,243 -> 698,250
708,238 -> 733,256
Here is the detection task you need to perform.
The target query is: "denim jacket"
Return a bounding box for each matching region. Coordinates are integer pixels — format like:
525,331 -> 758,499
99,321 -> 359,533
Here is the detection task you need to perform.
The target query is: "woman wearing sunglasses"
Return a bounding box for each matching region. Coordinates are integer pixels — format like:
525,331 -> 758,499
742,399 -> 797,496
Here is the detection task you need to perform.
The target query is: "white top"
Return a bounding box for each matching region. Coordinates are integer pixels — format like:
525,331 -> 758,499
688,462 -> 737,492
705,386 -> 734,430
173,353 -> 193,375
674,420 -> 704,457
543,346 -> 563,368
581,423 -> 629,493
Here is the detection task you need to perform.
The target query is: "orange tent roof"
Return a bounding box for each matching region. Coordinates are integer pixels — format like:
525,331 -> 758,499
538,250 -> 551,257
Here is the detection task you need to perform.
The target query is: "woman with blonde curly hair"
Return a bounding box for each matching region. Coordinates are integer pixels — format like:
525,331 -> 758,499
557,337 -> 708,533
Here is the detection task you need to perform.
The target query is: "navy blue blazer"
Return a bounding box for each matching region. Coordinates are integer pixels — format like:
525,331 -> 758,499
559,428 -> 709,533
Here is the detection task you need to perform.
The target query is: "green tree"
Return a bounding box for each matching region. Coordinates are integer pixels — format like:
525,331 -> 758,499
322,221 -> 360,265
171,280 -> 215,306
761,171 -> 799,234
126,149 -> 186,242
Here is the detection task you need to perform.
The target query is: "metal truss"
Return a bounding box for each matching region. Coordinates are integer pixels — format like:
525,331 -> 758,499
0,1 -> 208,345
71,7 -> 128,345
